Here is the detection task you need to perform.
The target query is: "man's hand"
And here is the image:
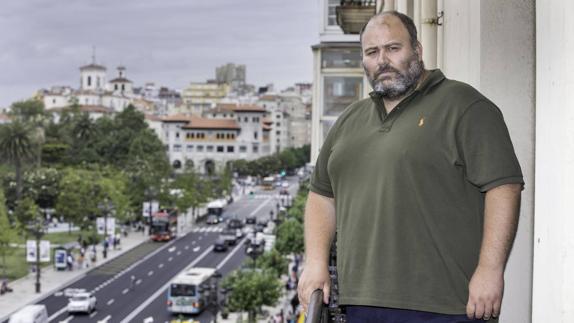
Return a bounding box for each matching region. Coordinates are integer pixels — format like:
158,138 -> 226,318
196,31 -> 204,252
466,265 -> 504,320
297,262 -> 331,314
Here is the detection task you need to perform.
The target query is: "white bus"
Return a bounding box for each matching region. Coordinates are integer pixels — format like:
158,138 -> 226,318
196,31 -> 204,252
167,267 -> 216,314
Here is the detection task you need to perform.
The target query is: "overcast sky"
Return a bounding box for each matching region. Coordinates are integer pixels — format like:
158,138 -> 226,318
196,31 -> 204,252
0,0 -> 320,108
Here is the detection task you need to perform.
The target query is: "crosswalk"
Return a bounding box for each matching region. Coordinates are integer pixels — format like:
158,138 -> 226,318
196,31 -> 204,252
191,226 -> 225,233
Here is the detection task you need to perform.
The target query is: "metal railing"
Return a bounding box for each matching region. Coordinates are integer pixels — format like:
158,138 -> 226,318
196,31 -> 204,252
305,289 -> 329,323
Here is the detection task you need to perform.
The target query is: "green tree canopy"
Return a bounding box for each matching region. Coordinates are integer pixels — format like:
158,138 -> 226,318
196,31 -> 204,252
0,120 -> 37,201
0,188 -> 17,279
275,218 -> 304,256
222,269 -> 282,323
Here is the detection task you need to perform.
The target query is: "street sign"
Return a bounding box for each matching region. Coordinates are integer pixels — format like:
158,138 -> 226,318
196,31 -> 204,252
142,201 -> 159,217
26,240 -> 51,263
96,217 -> 116,235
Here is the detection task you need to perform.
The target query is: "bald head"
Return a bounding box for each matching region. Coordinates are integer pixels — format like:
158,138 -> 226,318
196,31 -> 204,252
360,11 -> 419,51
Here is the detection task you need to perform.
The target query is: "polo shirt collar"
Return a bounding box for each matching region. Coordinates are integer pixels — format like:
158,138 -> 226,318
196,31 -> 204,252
369,69 -> 446,102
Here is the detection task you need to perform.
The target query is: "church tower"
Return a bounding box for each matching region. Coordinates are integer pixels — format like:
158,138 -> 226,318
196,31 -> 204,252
79,49 -> 107,92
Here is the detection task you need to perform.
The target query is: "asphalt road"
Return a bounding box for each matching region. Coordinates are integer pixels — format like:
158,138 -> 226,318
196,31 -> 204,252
6,177 -> 299,323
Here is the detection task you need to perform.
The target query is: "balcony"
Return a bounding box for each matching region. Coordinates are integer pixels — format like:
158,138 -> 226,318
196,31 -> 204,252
336,0 -> 377,34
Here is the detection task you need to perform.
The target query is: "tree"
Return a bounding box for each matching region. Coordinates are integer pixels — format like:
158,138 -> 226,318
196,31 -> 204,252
10,100 -> 49,167
253,248 -> 288,278
0,121 -> 36,201
0,188 -> 17,280
222,270 -> 282,323
275,219 -> 304,256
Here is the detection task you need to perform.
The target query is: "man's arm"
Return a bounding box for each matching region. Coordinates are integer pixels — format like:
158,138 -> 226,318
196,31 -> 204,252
297,191 -> 336,312
467,183 -> 522,320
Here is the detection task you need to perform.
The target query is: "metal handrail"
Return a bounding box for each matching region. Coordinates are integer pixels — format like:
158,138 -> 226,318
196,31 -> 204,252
305,289 -> 326,323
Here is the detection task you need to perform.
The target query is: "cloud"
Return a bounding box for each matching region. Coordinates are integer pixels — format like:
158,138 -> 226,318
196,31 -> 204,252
0,0 -> 319,107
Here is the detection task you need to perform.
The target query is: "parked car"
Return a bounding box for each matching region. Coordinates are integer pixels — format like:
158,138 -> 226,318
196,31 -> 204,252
245,216 -> 256,225
213,238 -> 228,252
206,215 -> 220,225
67,292 -> 97,314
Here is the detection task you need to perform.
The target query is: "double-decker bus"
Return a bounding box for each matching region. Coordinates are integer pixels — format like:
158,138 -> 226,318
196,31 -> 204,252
167,267 -> 216,315
150,209 -> 178,242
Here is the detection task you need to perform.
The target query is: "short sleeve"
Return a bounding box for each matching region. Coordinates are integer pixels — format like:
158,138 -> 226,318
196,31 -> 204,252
455,100 -> 524,192
310,128 -> 336,198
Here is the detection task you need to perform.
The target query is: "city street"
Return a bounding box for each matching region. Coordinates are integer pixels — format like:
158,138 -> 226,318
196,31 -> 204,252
2,177 -> 299,323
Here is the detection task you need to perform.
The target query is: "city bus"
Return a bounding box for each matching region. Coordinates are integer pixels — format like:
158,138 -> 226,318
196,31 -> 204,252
167,267 -> 216,315
262,176 -> 275,190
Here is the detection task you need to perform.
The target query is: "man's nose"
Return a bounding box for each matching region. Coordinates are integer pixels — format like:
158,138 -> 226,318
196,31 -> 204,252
376,51 -> 389,65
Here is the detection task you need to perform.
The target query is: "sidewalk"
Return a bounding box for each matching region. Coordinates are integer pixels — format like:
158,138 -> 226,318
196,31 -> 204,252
0,230 -> 150,321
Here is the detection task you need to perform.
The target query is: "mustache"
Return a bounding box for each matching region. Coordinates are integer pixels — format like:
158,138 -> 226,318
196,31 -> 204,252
373,65 -> 402,78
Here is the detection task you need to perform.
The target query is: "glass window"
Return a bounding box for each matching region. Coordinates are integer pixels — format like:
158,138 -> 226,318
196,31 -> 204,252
217,146 -> 224,153
254,131 -> 258,140
187,145 -> 194,152
276,122 -> 280,127
197,145 -> 204,152
170,284 -> 196,297
276,130 -> 281,135
253,145 -> 259,153
227,146 -> 234,153
207,145 -> 214,152
239,146 -> 247,153
322,48 -> 362,68
327,0 -> 339,26
276,114 -> 281,119
321,119 -> 336,141
173,144 -> 182,152
323,76 -> 363,116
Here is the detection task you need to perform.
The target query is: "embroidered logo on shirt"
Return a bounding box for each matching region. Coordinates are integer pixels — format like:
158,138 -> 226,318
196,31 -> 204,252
418,117 -> 425,127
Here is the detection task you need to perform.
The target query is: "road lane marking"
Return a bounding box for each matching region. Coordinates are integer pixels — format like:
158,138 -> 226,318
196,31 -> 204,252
192,241 -> 196,245
177,251 -> 181,256
249,197 -> 271,216
123,288 -> 129,294
136,279 -> 142,285
168,247 -> 176,253
193,247 -> 200,252
90,311 -> 98,318
148,270 -> 154,276
107,299 -> 115,305
158,263 -> 164,268
120,246 -> 214,323
216,238 -> 247,270
184,245 -> 189,250
59,316 -> 74,323
168,256 -> 173,261
98,315 -> 112,323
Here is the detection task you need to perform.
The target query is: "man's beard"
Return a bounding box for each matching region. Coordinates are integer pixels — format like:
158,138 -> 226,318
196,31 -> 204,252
366,52 -> 424,100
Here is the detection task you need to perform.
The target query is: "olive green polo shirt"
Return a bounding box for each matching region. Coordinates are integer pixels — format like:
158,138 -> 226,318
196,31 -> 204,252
310,69 -> 523,315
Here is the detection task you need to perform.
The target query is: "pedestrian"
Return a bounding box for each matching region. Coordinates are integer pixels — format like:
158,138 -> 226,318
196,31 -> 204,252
297,11 -> 523,323
66,253 -> 74,271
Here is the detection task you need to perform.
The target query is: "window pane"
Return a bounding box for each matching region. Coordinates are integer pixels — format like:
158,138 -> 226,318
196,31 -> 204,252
322,48 -> 362,68
323,76 -> 363,116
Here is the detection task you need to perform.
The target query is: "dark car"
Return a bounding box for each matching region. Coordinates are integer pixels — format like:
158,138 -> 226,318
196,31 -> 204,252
245,216 -> 256,225
213,238 -> 228,252
227,218 -> 244,229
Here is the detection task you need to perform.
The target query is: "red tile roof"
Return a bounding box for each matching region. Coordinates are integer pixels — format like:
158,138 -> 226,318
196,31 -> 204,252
182,117 -> 240,130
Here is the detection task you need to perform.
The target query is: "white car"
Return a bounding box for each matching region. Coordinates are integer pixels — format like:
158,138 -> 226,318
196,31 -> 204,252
67,292 -> 96,313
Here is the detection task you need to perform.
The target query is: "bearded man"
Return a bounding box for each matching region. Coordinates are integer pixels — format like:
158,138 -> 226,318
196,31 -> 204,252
297,11 -> 523,323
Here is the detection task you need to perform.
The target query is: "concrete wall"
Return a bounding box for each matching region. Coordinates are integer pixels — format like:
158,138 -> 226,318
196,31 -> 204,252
443,0 -> 535,322
533,1 -> 574,322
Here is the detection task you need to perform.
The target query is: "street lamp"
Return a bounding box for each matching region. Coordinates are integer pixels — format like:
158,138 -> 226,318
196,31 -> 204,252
210,270 -> 223,323
97,198 -> 114,259
27,208 -> 46,293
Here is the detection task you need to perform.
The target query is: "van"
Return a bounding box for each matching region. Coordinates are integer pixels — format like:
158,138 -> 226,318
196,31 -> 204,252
8,304 -> 48,323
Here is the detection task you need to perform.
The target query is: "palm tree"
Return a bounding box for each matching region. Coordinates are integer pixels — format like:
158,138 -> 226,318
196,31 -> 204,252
0,120 -> 36,201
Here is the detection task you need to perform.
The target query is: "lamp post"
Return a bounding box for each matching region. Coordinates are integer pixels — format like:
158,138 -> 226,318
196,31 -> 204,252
210,270 -> 223,323
28,208 -> 46,293
97,198 -> 113,259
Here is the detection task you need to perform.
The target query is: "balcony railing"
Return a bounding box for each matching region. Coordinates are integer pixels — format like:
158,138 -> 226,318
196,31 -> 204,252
336,0 -> 377,34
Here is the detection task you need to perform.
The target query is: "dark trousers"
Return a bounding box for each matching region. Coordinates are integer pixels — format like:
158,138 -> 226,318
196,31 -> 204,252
345,306 -> 485,323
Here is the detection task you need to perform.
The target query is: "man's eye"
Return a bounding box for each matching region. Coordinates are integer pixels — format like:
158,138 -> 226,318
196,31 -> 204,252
389,47 -> 400,51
